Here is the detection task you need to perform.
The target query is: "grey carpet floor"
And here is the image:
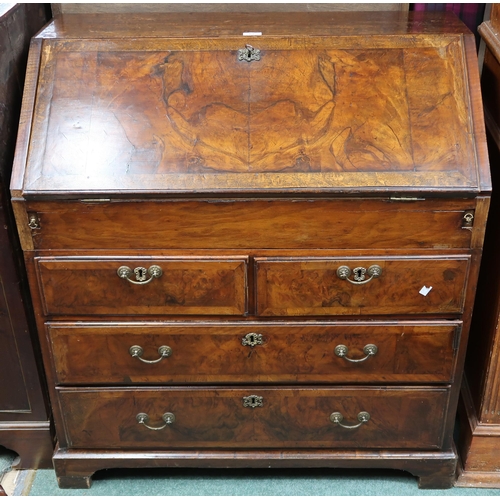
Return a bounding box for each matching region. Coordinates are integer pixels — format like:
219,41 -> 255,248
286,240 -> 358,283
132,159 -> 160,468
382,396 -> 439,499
0,448 -> 16,479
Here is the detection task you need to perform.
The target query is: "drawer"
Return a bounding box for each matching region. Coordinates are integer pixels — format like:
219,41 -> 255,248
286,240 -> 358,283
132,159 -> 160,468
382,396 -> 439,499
26,199 -> 474,251
256,256 -> 469,316
57,386 -> 450,450
48,322 -> 461,385
35,257 -> 248,316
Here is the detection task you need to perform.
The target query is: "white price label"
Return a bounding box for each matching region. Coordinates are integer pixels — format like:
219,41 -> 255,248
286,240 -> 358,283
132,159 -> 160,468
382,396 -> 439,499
419,286 -> 433,297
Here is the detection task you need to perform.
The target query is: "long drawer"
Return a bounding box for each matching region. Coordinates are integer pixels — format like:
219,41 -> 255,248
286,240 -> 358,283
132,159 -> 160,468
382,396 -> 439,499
35,257 -> 248,316
26,199 -> 475,250
48,322 -> 461,385
57,386 -> 450,450
256,256 -> 470,316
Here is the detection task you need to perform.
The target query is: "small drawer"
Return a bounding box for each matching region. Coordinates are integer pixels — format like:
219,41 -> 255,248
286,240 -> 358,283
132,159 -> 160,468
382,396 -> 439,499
57,386 -> 450,450
256,256 -> 469,316
35,257 -> 248,316
48,322 -> 461,385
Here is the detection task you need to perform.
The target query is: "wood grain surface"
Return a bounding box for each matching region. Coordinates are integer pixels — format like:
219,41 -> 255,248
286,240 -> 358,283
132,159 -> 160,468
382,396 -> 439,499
9,11 -> 490,490
47,321 -> 461,385
52,4 -> 410,15
36,256 -> 248,316
17,12 -> 480,196
256,256 -> 469,316
25,199 -> 475,251
36,11 -> 468,39
57,386 -> 450,450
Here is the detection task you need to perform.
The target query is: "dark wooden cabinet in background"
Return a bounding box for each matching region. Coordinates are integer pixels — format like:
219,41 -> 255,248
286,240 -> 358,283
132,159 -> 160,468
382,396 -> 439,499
11,11 -> 490,489
457,3 -> 500,488
0,3 -> 53,469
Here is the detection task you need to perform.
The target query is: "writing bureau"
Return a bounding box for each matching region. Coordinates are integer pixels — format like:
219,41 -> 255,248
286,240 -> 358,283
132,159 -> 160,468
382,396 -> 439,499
11,11 -> 490,488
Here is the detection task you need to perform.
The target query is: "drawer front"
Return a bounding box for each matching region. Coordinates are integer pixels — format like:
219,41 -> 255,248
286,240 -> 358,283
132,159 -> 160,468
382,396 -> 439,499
57,386 -> 449,450
256,257 -> 469,316
27,199 -> 474,251
36,257 -> 248,316
48,322 -> 460,385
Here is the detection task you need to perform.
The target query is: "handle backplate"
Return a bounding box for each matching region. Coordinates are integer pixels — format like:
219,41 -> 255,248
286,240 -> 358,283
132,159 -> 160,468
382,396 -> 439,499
336,264 -> 382,285
117,265 -> 162,285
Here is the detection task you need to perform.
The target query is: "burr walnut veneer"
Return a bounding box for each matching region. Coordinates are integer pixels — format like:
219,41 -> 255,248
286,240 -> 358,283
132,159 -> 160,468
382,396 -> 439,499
11,11 -> 490,488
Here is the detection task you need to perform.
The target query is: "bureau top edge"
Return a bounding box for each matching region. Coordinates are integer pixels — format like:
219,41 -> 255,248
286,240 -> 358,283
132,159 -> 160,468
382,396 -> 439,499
36,11 -> 471,40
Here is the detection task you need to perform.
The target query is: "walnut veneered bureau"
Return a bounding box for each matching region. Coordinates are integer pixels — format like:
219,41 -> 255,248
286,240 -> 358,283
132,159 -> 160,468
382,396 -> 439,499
10,11 -> 491,489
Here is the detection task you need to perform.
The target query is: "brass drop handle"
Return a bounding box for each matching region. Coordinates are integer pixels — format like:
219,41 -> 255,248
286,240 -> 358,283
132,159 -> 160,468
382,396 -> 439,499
336,265 -> 382,285
129,345 -> 172,364
136,412 -> 175,430
330,411 -> 370,429
334,344 -> 378,363
117,265 -> 162,285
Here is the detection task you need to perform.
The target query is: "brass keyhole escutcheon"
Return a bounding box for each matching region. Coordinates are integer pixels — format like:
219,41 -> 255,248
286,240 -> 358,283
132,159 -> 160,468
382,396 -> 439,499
242,333 -> 264,347
237,44 -> 261,62
243,395 -> 264,408
353,267 -> 366,281
135,267 -> 147,281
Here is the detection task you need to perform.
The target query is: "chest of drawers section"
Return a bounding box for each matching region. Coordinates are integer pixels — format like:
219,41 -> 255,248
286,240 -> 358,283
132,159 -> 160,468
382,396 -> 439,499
23,196 -> 484,489
11,12 -> 490,490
